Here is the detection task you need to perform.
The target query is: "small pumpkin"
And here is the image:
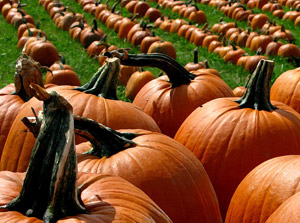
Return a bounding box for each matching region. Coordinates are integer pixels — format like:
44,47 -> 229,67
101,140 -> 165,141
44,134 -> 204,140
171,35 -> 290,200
147,40 -> 177,60
125,69 -> 155,100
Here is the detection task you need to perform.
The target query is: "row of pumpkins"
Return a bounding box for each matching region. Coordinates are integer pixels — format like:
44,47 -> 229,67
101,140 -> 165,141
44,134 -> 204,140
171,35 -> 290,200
1,46 -> 300,222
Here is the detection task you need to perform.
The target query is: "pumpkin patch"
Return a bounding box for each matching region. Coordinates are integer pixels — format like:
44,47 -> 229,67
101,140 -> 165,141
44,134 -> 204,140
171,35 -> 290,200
2,0 -> 300,222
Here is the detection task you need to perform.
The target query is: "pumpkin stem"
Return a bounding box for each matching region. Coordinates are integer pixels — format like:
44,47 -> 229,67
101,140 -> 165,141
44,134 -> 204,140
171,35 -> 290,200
73,115 -> 137,157
11,54 -> 44,101
73,57 -> 120,99
104,49 -> 195,88
2,84 -> 87,222
235,59 -> 277,111
193,47 -> 199,64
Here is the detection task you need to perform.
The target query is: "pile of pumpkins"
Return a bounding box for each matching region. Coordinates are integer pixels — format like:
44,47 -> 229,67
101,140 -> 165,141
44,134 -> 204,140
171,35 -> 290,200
3,1 -> 300,222
2,45 -> 300,222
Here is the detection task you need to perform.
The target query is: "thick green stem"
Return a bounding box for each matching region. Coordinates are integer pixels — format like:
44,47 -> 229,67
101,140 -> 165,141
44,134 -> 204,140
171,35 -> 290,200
73,57 -> 120,99
235,59 -> 277,111
74,116 -> 137,158
104,49 -> 195,88
2,90 -> 86,223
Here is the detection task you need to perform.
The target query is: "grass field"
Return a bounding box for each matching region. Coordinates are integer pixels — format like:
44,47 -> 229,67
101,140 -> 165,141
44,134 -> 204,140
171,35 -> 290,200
0,0 -> 299,98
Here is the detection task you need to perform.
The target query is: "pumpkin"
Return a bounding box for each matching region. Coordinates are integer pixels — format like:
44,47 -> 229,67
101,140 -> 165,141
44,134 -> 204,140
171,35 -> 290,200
125,69 -> 155,100
226,155 -> 300,223
184,48 -> 208,71
0,58 -> 161,172
277,43 -> 300,58
73,118 -> 222,223
80,19 -> 104,49
145,6 -> 162,22
45,57 -> 81,86
0,54 -> 45,157
133,0 -> 150,17
147,40 -> 177,60
0,85 -> 171,222
270,68 -> 300,113
104,49 -> 233,138
22,36 -> 59,67
174,59 -> 300,219
266,192 -> 300,222
140,33 -> 162,53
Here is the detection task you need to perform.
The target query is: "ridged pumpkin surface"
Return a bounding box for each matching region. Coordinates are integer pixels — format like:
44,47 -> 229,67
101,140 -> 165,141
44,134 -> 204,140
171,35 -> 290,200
270,68 -> 300,113
133,73 -> 234,137
174,98 -> 300,218
76,129 -> 223,223
0,95 -> 24,156
226,155 -> 300,223
0,171 -> 172,222
266,192 -> 300,223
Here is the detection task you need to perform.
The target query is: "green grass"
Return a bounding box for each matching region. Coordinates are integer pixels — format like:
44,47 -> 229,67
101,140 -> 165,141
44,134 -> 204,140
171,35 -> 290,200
0,0 -> 299,94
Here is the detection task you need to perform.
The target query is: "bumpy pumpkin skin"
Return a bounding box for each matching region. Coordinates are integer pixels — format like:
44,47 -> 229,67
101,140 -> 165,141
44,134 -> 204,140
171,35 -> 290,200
133,73 -> 234,138
76,129 -> 223,223
226,155 -> 300,223
0,171 -> 172,222
174,98 -> 300,218
270,68 -> 300,113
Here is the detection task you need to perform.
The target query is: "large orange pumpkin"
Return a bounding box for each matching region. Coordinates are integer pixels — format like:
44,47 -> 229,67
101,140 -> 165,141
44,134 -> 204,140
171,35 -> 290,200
174,59 -> 300,219
226,155 -> 300,223
0,58 -> 160,172
74,122 -> 223,223
0,87 -> 171,222
104,49 -> 234,137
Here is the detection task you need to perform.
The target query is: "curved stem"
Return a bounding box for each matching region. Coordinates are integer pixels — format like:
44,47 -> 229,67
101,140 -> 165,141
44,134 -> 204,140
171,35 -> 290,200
3,88 -> 86,222
104,49 -> 195,88
73,57 -> 120,99
235,59 -> 277,111
74,116 -> 137,158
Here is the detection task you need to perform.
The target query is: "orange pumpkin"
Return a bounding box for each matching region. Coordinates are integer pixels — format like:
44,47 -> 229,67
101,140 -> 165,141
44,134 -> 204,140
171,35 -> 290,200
104,49 -> 233,138
125,70 -> 155,100
270,68 -> 300,113
74,124 -> 222,223
226,155 -> 300,223
174,60 -> 300,219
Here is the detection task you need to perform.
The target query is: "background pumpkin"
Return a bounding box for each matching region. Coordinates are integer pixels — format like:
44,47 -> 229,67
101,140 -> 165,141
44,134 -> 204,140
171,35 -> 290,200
104,49 -> 234,138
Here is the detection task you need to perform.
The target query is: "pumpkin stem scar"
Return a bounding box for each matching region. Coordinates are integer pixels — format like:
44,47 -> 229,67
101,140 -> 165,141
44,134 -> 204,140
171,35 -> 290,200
1,91 -> 87,222
73,115 -> 137,158
104,49 -> 195,88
